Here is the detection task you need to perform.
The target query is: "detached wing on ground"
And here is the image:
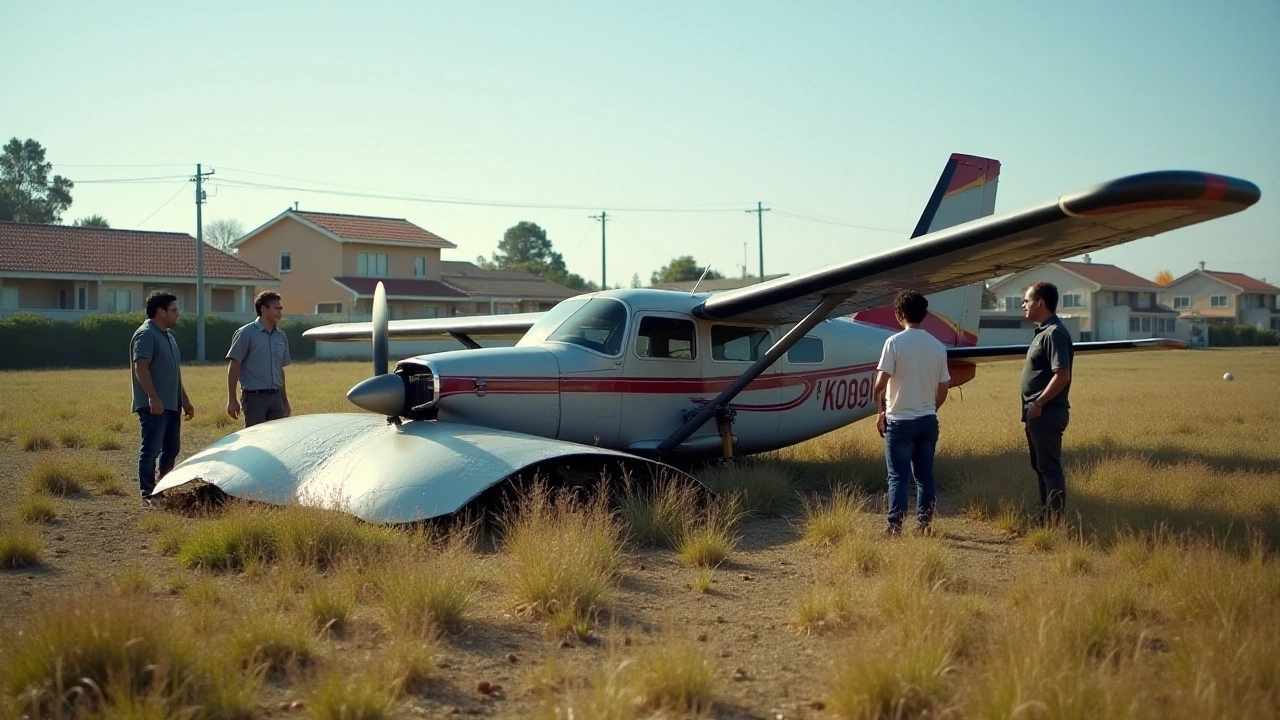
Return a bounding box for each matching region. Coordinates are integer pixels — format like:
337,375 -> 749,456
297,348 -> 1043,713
154,414 -> 693,523
695,172 -> 1259,325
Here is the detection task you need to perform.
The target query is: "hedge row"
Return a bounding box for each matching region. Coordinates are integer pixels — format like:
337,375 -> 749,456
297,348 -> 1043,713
0,313 -> 321,369
1208,324 -> 1280,347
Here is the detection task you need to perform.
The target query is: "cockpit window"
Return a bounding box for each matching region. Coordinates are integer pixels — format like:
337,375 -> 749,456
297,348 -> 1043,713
635,316 -> 697,360
533,298 -> 629,356
518,298 -> 589,347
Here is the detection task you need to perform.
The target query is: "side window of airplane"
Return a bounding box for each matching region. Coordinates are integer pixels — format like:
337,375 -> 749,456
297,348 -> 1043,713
711,325 -> 771,362
787,336 -> 825,364
546,298 -> 629,356
635,316 -> 697,360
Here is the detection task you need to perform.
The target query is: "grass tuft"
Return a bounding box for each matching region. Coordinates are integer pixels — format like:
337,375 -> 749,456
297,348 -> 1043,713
17,495 -> 59,524
499,482 -> 624,634
676,499 -> 740,568
618,472 -> 697,548
628,633 -> 718,714
801,487 -> 870,546
379,529 -> 480,636
699,461 -> 798,517
307,668 -> 398,720
19,428 -> 56,451
0,529 -> 44,568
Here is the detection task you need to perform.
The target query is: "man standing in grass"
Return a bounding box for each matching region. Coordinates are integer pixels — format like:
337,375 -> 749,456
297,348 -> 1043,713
1020,281 -> 1074,525
873,290 -> 950,536
130,292 -> 195,504
226,291 -> 292,427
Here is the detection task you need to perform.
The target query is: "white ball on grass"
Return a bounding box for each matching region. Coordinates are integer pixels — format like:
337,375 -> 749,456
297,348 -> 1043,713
1223,372 -> 1235,381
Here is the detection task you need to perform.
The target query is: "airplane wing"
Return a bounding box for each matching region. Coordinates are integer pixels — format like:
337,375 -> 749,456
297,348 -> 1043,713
304,312 -> 543,342
694,171 -> 1259,325
948,338 -> 1186,363
153,414 -> 697,523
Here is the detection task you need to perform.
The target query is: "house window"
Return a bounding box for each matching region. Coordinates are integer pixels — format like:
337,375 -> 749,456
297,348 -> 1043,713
712,325 -> 771,362
787,336 -> 824,364
1129,317 -> 1140,332
76,286 -> 88,310
414,256 -> 426,277
1,286 -> 19,309
423,306 -> 439,318
1003,296 -> 1021,311
1210,295 -> 1229,308
1141,317 -> 1150,332
316,302 -> 343,314
1061,293 -> 1085,309
106,289 -> 132,313
635,316 -> 697,360
1173,296 -> 1190,309
358,252 -> 389,277
1157,318 -> 1177,333
280,252 -> 292,273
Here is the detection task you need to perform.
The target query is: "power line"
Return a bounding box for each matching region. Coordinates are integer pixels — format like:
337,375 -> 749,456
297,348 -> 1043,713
71,174 -> 192,184
133,181 -> 191,229
56,163 -> 192,169
772,207 -> 904,233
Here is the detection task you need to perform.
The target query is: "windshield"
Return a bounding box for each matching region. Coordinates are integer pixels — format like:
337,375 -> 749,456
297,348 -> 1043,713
519,297 -> 629,356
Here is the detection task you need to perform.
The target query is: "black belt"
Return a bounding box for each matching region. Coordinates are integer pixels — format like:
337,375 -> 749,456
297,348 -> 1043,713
243,389 -> 279,395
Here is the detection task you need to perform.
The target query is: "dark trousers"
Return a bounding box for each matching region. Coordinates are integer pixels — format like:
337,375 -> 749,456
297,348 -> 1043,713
137,409 -> 181,497
242,391 -> 286,427
884,415 -> 940,528
1025,407 -> 1069,523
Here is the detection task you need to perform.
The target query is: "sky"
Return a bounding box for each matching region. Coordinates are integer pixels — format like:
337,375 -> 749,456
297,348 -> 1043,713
5,1 -> 1278,289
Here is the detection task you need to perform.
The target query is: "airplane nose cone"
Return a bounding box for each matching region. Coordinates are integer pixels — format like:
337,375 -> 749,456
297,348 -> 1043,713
347,374 -> 406,417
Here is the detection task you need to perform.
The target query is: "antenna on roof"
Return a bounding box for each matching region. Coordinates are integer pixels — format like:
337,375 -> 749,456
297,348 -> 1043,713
690,264 -> 714,295
293,202 -> 299,211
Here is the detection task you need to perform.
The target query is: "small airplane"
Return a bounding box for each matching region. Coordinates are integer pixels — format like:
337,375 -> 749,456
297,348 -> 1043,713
155,155 -> 1260,523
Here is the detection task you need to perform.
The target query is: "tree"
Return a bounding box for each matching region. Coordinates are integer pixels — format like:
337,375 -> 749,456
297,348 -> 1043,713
0,138 -> 74,223
650,255 -> 724,285
72,214 -> 110,228
1154,269 -> 1174,286
481,221 -> 598,291
982,284 -> 998,309
205,218 -> 246,250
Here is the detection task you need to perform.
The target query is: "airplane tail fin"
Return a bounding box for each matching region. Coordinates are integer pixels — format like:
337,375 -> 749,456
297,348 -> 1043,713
850,153 -> 1000,346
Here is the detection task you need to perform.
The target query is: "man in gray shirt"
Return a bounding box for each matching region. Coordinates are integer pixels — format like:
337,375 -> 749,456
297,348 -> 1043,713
1020,281 -> 1074,525
131,292 -> 195,502
226,291 -> 292,427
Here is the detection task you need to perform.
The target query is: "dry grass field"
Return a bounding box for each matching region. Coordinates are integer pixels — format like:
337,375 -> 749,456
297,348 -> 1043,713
1,348 -> 1278,719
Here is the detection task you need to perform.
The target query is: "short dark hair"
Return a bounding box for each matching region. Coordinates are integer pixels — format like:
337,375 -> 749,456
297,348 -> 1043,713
893,290 -> 929,324
145,292 -> 177,319
254,291 -> 282,316
1027,281 -> 1059,312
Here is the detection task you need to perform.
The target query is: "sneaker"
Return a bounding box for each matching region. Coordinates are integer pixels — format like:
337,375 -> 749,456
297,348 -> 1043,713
142,497 -> 154,509
884,524 -> 902,537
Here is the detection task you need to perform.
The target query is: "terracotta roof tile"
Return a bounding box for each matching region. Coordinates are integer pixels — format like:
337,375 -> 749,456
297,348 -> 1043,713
333,276 -> 469,299
1057,261 -> 1160,289
295,211 -> 456,248
1203,271 -> 1279,293
0,221 -> 276,281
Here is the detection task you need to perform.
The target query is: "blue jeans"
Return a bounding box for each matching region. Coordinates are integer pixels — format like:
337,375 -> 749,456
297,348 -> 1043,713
884,415 -> 940,528
137,409 -> 181,497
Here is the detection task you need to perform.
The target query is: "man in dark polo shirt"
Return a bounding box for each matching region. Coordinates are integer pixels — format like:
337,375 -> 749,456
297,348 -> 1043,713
131,292 -> 195,503
1020,281 -> 1074,525
226,291 -> 292,427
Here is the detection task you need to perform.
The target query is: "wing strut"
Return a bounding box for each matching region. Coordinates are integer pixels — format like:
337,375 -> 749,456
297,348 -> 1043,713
449,331 -> 483,349
658,293 -> 851,455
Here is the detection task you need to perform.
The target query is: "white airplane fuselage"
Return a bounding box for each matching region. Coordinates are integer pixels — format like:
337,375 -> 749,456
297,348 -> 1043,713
389,288 -> 974,458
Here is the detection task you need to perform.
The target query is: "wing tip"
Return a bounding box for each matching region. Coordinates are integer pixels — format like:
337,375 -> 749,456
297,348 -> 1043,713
1060,171 -> 1260,217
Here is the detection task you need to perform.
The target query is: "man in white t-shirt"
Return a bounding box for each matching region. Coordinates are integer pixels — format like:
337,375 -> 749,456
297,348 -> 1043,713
872,290 -> 951,535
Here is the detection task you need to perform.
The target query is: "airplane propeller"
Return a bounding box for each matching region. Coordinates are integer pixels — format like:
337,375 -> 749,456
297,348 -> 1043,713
346,282 -> 408,418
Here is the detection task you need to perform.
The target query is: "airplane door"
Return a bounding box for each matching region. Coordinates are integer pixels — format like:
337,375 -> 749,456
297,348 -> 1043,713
618,313 -> 705,449
550,298 -> 628,448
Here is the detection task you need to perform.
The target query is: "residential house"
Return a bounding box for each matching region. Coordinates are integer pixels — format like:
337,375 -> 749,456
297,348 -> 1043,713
0,221 -> 277,321
986,256 -> 1182,342
1160,262 -> 1280,331
231,211 -> 579,319
440,261 -> 578,314
232,210 -> 468,319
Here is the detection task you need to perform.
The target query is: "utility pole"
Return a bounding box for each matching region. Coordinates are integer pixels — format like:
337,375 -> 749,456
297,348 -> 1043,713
590,211 -> 608,289
193,164 -> 215,362
746,201 -> 770,282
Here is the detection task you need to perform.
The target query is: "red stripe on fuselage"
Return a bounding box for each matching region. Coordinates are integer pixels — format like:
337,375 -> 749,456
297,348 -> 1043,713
435,362 -> 880,412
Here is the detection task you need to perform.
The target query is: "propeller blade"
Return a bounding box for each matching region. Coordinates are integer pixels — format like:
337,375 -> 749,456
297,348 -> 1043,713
372,281 -> 389,376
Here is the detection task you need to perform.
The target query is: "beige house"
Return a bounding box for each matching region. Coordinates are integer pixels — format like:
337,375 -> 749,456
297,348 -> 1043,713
0,221 -> 277,321
1160,263 -> 1280,331
987,256 -> 1182,342
232,211 -> 579,320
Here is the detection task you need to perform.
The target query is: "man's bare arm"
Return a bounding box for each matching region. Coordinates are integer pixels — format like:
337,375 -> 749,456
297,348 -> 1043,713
134,359 -> 163,415
226,359 -> 242,419
935,381 -> 949,410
